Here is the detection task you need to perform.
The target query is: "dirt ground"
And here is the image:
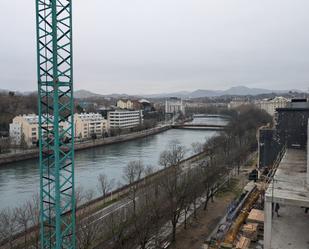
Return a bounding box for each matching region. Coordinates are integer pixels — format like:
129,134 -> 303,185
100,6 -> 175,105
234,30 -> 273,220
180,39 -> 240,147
170,166 -> 253,249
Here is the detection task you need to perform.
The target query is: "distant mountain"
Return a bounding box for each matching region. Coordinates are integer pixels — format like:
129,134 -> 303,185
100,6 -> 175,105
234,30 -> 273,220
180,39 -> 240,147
221,86 -> 275,96
189,89 -> 220,98
74,89 -> 134,99
74,89 -> 103,98
143,86 -> 302,98
71,86 -> 302,99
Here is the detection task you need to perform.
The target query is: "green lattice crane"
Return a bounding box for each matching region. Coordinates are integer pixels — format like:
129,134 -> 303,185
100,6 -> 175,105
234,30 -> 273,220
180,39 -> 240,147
35,0 -> 76,248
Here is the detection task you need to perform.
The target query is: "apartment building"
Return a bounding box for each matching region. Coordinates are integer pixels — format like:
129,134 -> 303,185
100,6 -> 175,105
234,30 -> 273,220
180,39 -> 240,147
9,114 -> 66,146
116,99 -> 134,110
228,100 -> 251,109
108,110 -> 143,129
165,97 -> 184,114
255,96 -> 289,116
73,113 -> 108,139
116,99 -> 145,110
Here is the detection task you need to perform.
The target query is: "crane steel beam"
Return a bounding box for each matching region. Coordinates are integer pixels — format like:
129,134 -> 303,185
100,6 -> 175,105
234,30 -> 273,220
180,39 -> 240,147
35,0 -> 75,248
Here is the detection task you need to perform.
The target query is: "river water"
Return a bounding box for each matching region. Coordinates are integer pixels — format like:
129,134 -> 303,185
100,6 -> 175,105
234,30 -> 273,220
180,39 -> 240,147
0,117 -> 227,210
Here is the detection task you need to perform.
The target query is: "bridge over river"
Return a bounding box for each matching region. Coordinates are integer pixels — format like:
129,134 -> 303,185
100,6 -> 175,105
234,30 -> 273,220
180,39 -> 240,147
174,114 -> 230,130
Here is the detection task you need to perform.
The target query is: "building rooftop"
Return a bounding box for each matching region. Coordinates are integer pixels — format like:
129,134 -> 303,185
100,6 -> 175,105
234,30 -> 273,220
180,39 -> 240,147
270,205 -> 309,249
266,149 -> 309,206
265,149 -> 309,249
75,113 -> 105,121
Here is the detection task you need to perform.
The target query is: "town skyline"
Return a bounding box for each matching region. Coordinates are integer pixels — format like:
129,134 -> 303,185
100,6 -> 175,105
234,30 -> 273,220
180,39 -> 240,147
1,84 -> 307,98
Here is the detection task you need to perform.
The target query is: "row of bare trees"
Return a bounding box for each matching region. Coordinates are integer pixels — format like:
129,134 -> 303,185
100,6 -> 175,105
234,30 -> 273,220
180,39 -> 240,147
0,196 -> 40,249
73,140 -> 230,249
0,106 -> 272,249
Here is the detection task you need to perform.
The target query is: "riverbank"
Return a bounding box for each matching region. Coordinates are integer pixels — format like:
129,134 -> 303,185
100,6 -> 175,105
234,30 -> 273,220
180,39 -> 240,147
0,150 -> 208,249
0,125 -> 171,165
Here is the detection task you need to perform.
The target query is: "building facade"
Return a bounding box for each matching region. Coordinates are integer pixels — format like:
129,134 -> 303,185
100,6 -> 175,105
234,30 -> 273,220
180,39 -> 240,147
9,114 -> 66,146
108,110 -> 143,129
73,113 -> 108,139
165,97 -> 184,114
228,100 -> 251,109
275,101 -> 309,149
255,96 -> 289,116
116,99 -> 134,110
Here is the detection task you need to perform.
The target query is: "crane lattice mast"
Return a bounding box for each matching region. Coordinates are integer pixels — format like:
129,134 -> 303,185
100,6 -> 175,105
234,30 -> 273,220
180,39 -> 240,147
35,0 -> 75,248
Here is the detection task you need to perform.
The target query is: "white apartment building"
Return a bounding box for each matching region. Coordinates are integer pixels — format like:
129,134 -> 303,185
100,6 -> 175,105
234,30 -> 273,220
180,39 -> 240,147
9,114 -> 66,146
108,110 -> 143,129
165,98 -> 184,114
116,99 -> 134,110
256,96 -> 289,116
73,113 -> 108,139
228,100 -> 251,109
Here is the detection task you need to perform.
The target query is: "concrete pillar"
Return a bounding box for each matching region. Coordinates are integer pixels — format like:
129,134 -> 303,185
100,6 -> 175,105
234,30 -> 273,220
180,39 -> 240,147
264,198 -> 272,249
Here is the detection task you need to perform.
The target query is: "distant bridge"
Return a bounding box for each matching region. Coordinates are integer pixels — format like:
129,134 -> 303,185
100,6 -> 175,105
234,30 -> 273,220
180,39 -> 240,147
172,124 -> 227,131
192,114 -> 231,119
172,113 -> 230,130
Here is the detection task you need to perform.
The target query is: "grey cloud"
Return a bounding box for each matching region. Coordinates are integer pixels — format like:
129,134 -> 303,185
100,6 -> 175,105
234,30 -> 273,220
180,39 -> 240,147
0,0 -> 308,94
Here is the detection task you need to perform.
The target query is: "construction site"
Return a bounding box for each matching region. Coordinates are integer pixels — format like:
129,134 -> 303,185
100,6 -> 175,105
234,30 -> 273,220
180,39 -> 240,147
201,100 -> 309,249
0,1 -> 308,249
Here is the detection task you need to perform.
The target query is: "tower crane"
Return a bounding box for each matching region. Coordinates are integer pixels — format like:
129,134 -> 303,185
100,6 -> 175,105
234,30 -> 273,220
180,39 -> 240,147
35,0 -> 75,248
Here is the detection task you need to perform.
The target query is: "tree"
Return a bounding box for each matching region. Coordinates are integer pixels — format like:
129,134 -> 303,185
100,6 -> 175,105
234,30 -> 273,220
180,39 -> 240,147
76,187 -> 101,249
84,189 -> 95,203
104,209 -> 131,249
20,132 -> 28,149
0,137 -> 10,154
27,195 -> 40,249
76,209 -> 101,249
97,173 -> 113,203
123,160 -> 144,214
183,167 -> 204,223
191,142 -> 204,154
159,140 -> 185,168
132,187 -> 159,249
0,208 -> 17,249
158,140 -> 187,242
15,204 -> 31,247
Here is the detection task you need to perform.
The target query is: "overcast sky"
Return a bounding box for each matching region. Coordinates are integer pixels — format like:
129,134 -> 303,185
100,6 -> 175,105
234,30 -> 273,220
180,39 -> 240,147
0,0 -> 308,94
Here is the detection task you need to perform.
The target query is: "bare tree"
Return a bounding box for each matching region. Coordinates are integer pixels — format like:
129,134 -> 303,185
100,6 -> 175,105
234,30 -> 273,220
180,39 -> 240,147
27,195 -> 40,249
97,173 -> 113,203
75,186 -> 85,207
0,208 -> 17,249
76,186 -> 101,249
132,181 -> 165,249
144,164 -> 154,176
182,167 -> 204,226
0,137 -> 10,154
159,140 -> 185,168
191,142 -> 204,154
84,189 -> 95,202
104,209 -> 131,249
15,204 -> 31,247
76,216 -> 101,249
158,141 -> 187,242
123,160 -> 144,214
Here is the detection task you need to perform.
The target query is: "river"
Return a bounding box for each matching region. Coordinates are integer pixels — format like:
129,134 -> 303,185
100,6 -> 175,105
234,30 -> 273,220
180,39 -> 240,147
0,117 -> 226,210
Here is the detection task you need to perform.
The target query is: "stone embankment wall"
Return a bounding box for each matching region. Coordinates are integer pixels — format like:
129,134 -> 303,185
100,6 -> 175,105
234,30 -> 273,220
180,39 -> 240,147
0,126 -> 171,165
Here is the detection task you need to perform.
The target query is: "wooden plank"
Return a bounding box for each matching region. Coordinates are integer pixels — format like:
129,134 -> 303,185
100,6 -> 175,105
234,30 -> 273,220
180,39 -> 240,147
235,236 -> 251,249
